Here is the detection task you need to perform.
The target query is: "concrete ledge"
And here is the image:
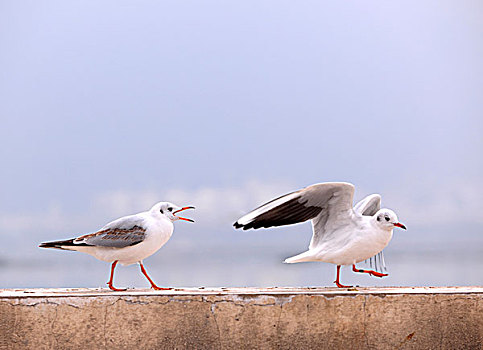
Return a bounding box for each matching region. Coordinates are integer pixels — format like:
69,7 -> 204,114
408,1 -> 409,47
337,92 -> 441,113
1,287 -> 482,349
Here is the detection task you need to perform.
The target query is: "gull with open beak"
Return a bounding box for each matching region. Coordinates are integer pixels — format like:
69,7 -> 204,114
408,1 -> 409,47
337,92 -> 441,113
234,182 -> 406,288
39,202 -> 195,291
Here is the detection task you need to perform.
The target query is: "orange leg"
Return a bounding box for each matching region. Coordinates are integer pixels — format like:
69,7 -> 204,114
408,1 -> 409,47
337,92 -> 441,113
139,262 -> 171,290
107,260 -> 127,291
334,265 -> 352,288
352,264 -> 388,278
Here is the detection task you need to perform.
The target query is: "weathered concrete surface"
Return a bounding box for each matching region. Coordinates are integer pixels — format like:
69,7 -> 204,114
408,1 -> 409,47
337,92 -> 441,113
0,287 -> 482,349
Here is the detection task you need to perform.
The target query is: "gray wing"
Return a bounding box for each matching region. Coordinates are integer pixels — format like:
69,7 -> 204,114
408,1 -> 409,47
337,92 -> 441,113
74,215 -> 147,248
307,183 -> 356,249
234,182 -> 355,233
354,194 -> 381,216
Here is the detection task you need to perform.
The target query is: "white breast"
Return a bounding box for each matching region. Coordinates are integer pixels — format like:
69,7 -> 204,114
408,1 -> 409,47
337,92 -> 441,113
313,219 -> 393,266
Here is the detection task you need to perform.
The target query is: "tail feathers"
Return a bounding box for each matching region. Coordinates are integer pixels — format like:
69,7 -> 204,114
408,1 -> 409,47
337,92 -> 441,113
284,250 -> 317,264
39,238 -> 88,250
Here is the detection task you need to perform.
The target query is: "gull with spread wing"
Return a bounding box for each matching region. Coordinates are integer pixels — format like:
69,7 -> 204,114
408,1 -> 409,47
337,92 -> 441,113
234,182 -> 406,288
40,202 -> 194,291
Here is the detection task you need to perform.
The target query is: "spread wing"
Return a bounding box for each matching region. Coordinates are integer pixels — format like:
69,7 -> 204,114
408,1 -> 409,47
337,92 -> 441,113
74,215 -> 147,248
354,194 -> 381,216
307,183 -> 356,249
234,183 -> 355,235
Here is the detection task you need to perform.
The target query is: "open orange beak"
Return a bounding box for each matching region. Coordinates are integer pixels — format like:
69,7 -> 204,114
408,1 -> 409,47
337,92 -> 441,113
173,206 -> 195,222
394,222 -> 406,230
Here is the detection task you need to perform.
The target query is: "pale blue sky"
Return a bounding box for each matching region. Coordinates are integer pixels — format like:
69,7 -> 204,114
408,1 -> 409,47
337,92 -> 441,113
0,1 -> 482,287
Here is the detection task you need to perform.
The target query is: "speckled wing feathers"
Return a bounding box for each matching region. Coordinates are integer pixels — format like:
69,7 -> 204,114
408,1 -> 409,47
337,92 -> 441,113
74,225 -> 146,248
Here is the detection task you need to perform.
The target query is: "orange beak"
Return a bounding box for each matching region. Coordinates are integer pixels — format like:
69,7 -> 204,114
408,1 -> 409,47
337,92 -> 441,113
173,206 -> 195,222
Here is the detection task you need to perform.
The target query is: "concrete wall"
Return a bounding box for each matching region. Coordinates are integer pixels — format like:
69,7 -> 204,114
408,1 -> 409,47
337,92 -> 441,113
1,287 -> 482,349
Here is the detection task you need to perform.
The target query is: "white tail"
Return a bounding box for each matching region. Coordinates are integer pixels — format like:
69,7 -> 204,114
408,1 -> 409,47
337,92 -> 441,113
284,250 -> 317,264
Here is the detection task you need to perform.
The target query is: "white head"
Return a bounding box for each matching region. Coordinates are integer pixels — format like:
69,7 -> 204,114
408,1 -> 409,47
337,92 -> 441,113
150,202 -> 195,223
374,209 -> 406,231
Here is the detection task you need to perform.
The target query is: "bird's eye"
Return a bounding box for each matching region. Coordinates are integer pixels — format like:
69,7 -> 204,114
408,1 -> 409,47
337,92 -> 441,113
385,216 -> 390,221
160,209 -> 164,214
168,207 -> 173,212
377,216 -> 381,221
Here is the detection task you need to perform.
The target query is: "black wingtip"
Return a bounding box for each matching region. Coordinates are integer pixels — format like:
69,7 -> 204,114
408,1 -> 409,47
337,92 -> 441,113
38,238 -> 80,249
39,242 -> 57,248
234,221 -> 253,230
39,242 -> 65,250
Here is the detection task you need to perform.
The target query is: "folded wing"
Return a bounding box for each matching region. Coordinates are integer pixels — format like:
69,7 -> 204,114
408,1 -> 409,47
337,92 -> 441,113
74,216 -> 147,248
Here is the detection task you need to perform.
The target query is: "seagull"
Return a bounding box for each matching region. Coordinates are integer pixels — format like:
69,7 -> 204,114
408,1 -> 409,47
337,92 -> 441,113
39,202 -> 194,291
233,182 -> 406,288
